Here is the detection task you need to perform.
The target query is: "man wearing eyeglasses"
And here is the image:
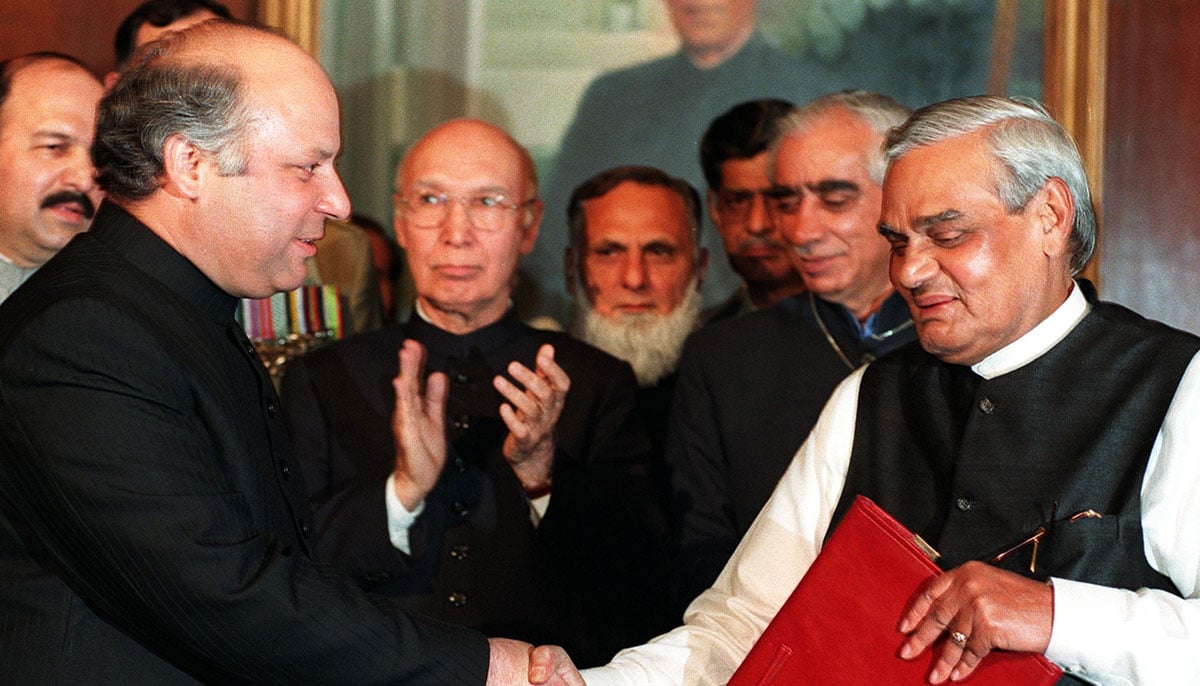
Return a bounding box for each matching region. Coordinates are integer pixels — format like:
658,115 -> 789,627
280,118 -> 670,669
665,91 -> 917,615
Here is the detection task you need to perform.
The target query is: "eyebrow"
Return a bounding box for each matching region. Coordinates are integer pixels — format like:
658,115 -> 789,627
589,238 -> 680,250
590,238 -> 628,250
809,180 -> 860,194
877,222 -> 902,239
31,130 -> 76,142
877,209 -> 965,239
305,145 -> 335,158
915,209 -> 964,230
410,181 -> 514,196
640,239 -> 679,251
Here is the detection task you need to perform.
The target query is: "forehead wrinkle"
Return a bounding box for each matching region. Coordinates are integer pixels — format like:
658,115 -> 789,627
409,178 -> 513,196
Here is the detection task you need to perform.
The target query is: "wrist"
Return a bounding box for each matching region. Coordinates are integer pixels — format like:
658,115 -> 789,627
392,472 -> 427,511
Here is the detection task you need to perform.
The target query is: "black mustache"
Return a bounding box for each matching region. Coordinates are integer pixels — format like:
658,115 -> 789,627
41,191 -> 96,219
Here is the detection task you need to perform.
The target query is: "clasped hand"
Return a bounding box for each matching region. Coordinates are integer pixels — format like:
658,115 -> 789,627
391,340 -> 569,508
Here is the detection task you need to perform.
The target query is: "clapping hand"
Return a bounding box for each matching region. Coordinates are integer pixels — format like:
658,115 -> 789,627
390,339 -> 448,510
495,344 -> 570,494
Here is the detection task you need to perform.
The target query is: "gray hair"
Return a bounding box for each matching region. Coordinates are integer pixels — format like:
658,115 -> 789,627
885,95 -> 1096,274
772,90 -> 912,185
93,21 -> 251,202
566,165 -> 703,264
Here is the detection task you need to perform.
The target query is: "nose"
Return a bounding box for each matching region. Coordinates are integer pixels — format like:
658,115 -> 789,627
780,196 -> 824,249
59,149 -> 98,194
318,171 -> 352,221
438,196 -> 476,245
892,241 -> 937,291
745,193 -> 771,236
621,250 -> 648,291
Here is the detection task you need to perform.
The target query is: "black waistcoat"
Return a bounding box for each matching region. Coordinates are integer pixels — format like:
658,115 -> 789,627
833,301 -> 1198,594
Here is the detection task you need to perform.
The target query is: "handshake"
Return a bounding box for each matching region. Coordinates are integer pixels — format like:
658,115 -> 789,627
487,638 -> 585,685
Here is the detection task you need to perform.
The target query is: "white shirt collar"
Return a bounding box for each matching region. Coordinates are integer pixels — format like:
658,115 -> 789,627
971,282 -> 1090,380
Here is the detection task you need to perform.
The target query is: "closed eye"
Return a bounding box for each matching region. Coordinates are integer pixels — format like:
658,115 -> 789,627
931,231 -> 967,247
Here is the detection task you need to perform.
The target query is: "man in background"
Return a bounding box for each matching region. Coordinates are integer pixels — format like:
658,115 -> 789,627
698,98 -> 804,322
282,119 -> 669,668
111,0 -> 231,76
526,0 -> 842,326
565,165 -> 707,511
0,21 -> 573,684
0,52 -> 102,304
666,91 -> 915,612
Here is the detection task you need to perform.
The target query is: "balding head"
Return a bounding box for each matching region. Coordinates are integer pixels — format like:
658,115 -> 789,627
396,118 -> 538,209
95,20 -> 332,204
93,20 -> 349,299
392,118 -> 543,333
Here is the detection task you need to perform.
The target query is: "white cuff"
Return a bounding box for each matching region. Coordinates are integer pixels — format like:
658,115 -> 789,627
528,492 -> 550,526
384,473 -> 424,554
1047,576 -> 1198,685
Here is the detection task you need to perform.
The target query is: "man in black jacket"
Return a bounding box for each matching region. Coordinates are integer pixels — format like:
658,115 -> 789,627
282,119 -> 670,668
0,21 -> 574,685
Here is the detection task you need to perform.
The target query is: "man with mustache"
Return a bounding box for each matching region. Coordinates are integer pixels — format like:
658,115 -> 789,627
665,91 -> 917,614
525,0 -> 842,327
0,52 -> 102,304
698,98 -> 804,323
566,165 -> 708,479
541,93 -> 1200,686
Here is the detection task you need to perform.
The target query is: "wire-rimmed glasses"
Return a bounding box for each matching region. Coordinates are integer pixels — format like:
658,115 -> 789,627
394,190 -> 535,232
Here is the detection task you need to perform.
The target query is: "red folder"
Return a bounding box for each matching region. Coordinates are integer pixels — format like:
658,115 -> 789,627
728,496 -> 1062,685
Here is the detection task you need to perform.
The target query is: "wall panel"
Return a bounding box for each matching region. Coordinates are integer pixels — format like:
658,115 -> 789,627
0,0 -> 254,76
1102,0 -> 1200,333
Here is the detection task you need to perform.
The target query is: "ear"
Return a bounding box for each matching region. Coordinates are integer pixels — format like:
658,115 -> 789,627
518,199 -> 543,256
1034,177 -> 1075,260
564,247 -> 577,296
696,247 -> 710,288
160,133 -> 206,201
706,188 -> 721,226
393,211 -> 408,250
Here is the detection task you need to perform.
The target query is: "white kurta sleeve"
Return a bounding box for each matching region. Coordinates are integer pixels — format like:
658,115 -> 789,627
1045,352 -> 1200,685
582,369 -> 866,685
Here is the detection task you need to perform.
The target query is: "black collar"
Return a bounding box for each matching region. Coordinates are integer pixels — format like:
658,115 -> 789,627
90,201 -> 238,324
404,305 -> 528,359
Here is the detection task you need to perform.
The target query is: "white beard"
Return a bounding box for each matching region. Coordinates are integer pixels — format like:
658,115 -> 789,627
572,278 -> 703,387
